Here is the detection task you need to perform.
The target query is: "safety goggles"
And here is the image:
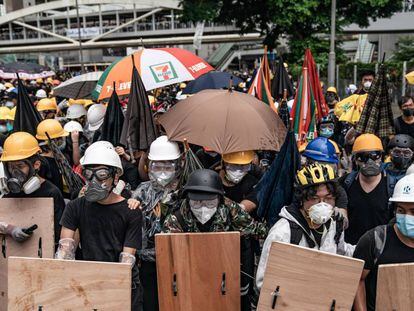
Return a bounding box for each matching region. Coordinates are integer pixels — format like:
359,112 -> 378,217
225,163 -> 251,173
82,167 -> 114,181
189,197 -> 219,209
391,148 -> 414,159
149,161 -> 177,173
319,123 -> 334,131
354,151 -> 382,163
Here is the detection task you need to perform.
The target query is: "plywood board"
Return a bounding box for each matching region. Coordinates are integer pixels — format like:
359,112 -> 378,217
155,232 -> 240,311
0,198 -> 54,311
257,242 -> 364,311
8,256 -> 131,311
376,263 -> 414,311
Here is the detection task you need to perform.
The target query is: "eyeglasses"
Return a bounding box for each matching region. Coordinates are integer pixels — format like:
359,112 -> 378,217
225,163 -> 251,173
189,198 -> 219,209
82,167 -> 113,181
355,151 -> 382,163
391,148 -> 414,159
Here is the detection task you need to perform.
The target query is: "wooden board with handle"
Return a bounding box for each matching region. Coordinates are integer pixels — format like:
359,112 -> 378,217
376,263 -> 414,311
155,232 -> 240,311
7,256 -> 131,311
0,198 -> 54,311
257,241 -> 364,311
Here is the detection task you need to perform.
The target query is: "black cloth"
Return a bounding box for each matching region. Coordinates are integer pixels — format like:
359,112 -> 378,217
195,149 -> 221,170
353,224 -> 414,311
140,260 -> 159,311
394,116 -> 414,138
121,159 -> 141,190
38,156 -> 64,195
223,173 -> 259,206
335,185 -> 348,210
5,179 -> 65,244
342,175 -> 392,245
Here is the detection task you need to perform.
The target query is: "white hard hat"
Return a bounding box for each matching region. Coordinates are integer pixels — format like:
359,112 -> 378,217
86,141 -> 115,150
406,164 -> 414,176
148,135 -> 181,161
0,83 -> 5,91
349,84 -> 357,91
66,104 -> 87,119
63,120 -> 83,133
87,104 -> 106,131
389,174 -> 414,203
35,89 -> 47,99
80,143 -> 123,175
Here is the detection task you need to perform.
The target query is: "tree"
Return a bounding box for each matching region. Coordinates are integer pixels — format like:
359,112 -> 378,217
392,36 -> 414,64
180,0 -> 402,66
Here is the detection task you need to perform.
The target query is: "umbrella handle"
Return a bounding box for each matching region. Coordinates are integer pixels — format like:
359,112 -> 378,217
183,138 -> 190,152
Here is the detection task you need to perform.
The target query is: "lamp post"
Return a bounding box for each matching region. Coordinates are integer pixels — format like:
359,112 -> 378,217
75,0 -> 85,73
327,0 -> 336,87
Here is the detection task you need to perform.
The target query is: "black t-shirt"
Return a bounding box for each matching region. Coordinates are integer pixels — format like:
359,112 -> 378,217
353,224 -> 414,311
394,116 -> 414,138
60,196 -> 142,263
223,173 -> 258,206
5,179 -> 66,244
344,175 -> 392,244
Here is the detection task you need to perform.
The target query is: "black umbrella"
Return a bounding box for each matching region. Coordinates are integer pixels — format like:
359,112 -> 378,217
100,82 -> 124,146
53,71 -> 102,99
271,56 -> 294,102
0,62 -> 54,80
256,131 -> 300,228
13,74 -> 43,135
182,71 -> 243,94
120,55 -> 158,151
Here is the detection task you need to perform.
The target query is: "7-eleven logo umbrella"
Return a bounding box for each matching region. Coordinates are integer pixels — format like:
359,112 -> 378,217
93,48 -> 214,100
290,67 -> 317,145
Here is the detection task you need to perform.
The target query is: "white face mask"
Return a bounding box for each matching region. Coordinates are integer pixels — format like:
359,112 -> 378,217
189,198 -> 219,224
149,170 -> 176,187
308,202 -> 333,225
226,169 -> 247,184
363,81 -> 372,89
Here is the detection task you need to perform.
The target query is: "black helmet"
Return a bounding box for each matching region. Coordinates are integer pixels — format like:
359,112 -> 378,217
388,134 -> 414,151
183,169 -> 224,200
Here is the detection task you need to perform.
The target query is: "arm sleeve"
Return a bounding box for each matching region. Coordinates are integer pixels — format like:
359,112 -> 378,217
162,214 -> 184,233
353,229 -> 376,270
229,202 -> 267,238
335,185 -> 348,209
123,209 -> 143,250
60,200 -> 79,232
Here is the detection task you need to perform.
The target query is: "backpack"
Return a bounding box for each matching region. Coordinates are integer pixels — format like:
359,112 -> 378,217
372,225 -> 387,266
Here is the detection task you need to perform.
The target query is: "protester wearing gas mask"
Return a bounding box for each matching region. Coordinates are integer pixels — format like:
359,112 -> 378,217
2,132 -> 65,244
325,86 -> 340,110
394,96 -> 414,138
340,134 -> 393,245
163,169 -> 267,311
355,70 -> 375,95
130,135 -> 182,311
58,143 -> 142,310
353,174 -> 414,311
256,163 -> 355,290
36,98 -> 58,120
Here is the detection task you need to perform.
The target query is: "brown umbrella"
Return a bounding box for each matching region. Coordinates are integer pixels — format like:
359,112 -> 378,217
159,89 -> 287,154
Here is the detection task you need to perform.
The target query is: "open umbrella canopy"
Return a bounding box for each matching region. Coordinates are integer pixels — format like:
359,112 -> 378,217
271,57 -> 294,101
159,89 -> 287,154
100,84 -> 124,146
182,71 -> 242,94
0,62 -> 55,80
93,48 -> 214,100
13,75 -> 43,135
53,71 -> 102,99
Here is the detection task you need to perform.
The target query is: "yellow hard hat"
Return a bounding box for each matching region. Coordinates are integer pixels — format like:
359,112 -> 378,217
46,77 -> 53,84
36,119 -> 69,140
9,107 -> 16,120
352,133 -> 384,154
1,132 -> 41,162
327,87 -> 337,94
222,150 -> 255,165
0,107 -> 13,121
296,163 -> 336,187
329,139 -> 341,154
298,142 -> 308,153
4,82 -> 13,89
36,78 -> 43,84
36,98 -> 58,111
179,83 -> 187,89
83,99 -> 94,109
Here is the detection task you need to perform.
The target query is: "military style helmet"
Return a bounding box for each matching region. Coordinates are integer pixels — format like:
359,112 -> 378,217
296,163 -> 336,187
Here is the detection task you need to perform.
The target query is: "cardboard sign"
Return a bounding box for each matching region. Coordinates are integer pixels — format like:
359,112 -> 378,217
0,198 -> 54,311
258,242 -> 364,311
155,232 -> 240,311
7,257 -> 131,310
376,263 -> 414,311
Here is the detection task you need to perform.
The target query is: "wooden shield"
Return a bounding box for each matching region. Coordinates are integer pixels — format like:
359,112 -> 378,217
0,198 -> 54,311
257,242 -> 364,311
7,257 -> 131,310
155,232 -> 240,311
376,263 -> 414,311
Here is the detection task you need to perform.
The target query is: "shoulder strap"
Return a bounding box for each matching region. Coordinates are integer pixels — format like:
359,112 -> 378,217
343,171 -> 358,191
373,225 -> 387,266
288,220 -> 303,245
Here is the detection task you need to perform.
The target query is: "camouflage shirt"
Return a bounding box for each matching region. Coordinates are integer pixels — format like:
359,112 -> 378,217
162,199 -> 267,238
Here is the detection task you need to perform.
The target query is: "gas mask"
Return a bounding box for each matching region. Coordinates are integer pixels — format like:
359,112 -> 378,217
149,170 -> 176,187
402,108 -> 414,117
359,159 -> 381,177
225,164 -> 250,184
189,198 -> 219,224
307,202 -> 333,225
6,164 -> 41,194
82,167 -> 115,202
148,160 -> 178,188
325,94 -> 336,107
391,148 -> 413,170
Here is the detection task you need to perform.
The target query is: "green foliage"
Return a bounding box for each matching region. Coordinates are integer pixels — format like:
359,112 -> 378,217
180,0 -> 402,64
392,36 -> 414,64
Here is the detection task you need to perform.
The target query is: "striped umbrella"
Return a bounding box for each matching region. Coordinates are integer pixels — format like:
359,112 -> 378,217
92,48 -> 214,100
290,67 -> 317,145
53,71 -> 102,99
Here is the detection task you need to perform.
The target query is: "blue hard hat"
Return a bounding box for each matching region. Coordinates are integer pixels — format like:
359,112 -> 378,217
303,137 -> 339,164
